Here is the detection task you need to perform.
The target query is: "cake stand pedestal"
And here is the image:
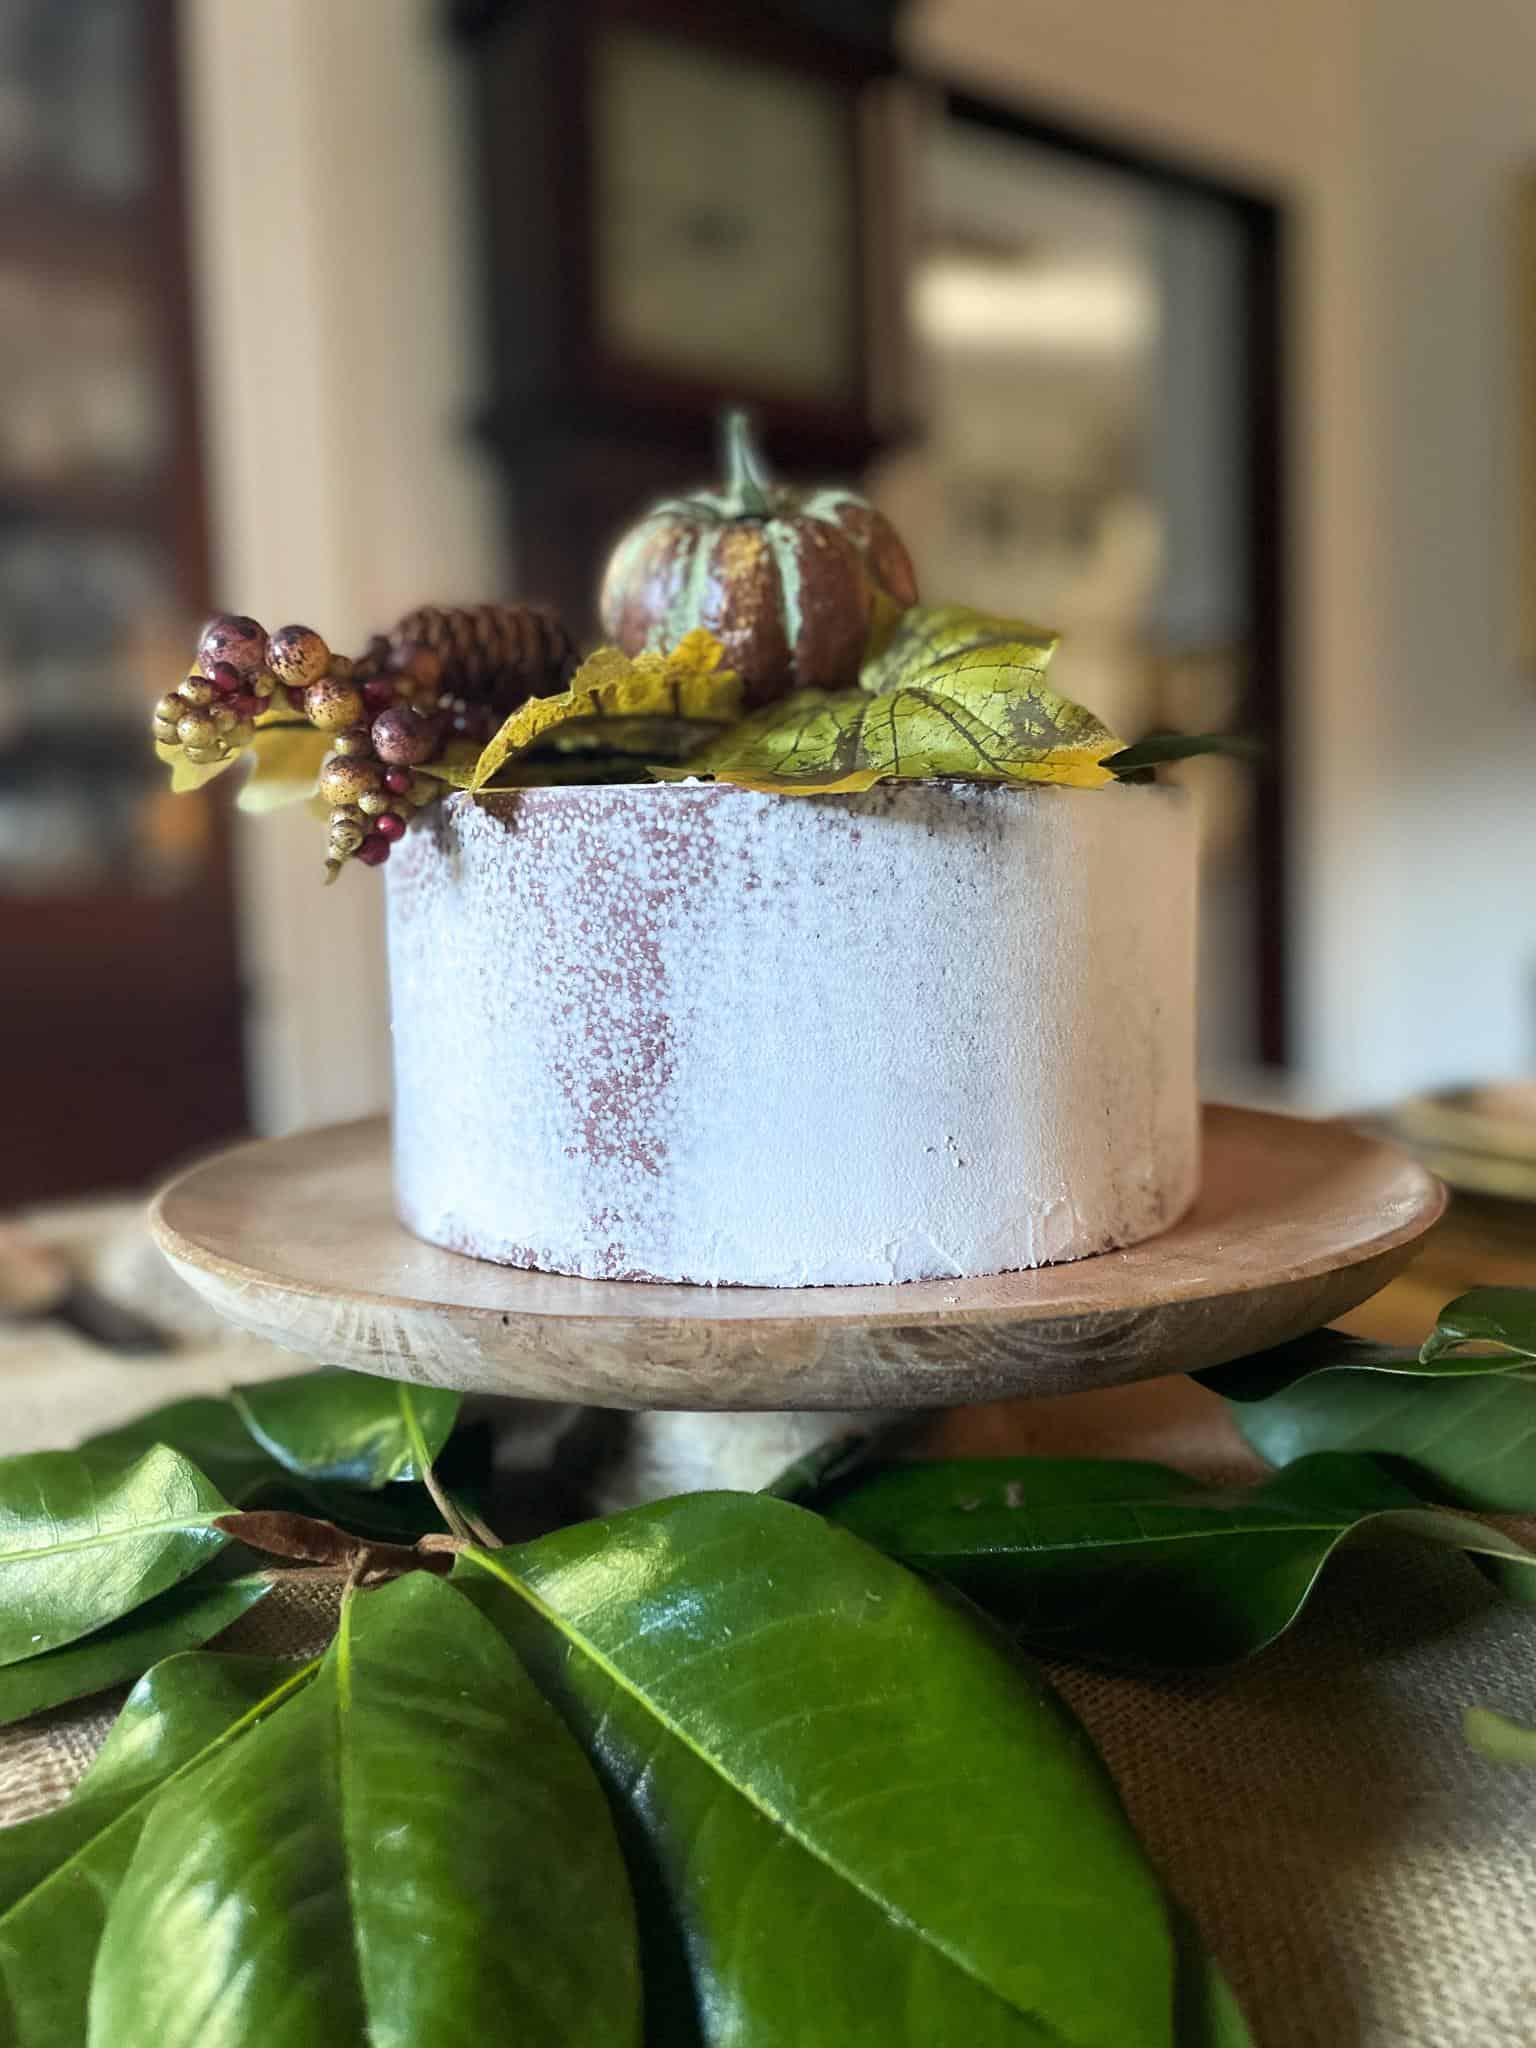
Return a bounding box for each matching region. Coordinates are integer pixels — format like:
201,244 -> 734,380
151,1105 -> 1444,1505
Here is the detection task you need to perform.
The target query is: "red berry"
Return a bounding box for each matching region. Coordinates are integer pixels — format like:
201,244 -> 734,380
211,662 -> 242,696
374,810 -> 406,841
356,834 -> 391,866
198,613 -> 268,682
363,676 -> 396,714
283,683 -> 309,714
371,704 -> 437,766
383,767 -> 413,795
232,691 -> 263,720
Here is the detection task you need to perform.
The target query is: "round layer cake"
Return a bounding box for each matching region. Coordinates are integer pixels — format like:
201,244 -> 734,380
387,780 -> 1198,1287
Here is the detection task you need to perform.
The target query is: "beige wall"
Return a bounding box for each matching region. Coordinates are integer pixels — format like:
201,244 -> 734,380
180,0 -> 502,1132
912,0 -> 1536,1100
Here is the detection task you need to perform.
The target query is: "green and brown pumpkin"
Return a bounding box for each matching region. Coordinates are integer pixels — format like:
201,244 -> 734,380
599,412 -> 918,709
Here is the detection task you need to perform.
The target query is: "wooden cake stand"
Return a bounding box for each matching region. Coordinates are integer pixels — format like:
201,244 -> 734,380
152,1105 -> 1444,1502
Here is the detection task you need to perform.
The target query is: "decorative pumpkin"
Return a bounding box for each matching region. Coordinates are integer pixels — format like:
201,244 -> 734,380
599,411 -> 918,709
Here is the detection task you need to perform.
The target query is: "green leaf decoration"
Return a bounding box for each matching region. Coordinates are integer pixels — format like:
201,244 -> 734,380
1210,1361 -> 1536,1512
89,1573 -> 639,2048
456,1491 -> 1212,2047
0,1569 -> 270,1729
1419,1286 -> 1536,1363
662,603 -> 1122,794
0,1651 -> 314,2048
1195,1324 -> 1536,1404
1464,1705 -> 1536,1765
230,1369 -> 460,1489
758,1431 -> 876,1504
1174,1907 -> 1255,2048
818,1452 -> 1536,1664
1103,732 -> 1262,774
82,1397 -> 291,1504
0,1446 -> 231,1668
81,1394 -> 459,1541
469,631 -> 743,792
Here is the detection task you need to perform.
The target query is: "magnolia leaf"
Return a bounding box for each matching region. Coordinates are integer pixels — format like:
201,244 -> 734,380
81,1394 -> 460,1542
0,1569 -> 270,1729
664,603 -> 1122,794
1104,732 -> 1262,773
234,722 -> 331,813
231,1369 -> 460,1489
90,1574 -> 640,2048
1464,1705 -> 1536,1765
0,1652 -> 314,2048
1207,1359 -> 1536,1511
1195,1324 -> 1536,1403
1419,1286 -> 1536,1363
817,1451 -> 1536,1664
469,630 -> 742,792
455,1490 -> 1227,2046
82,1397 -> 291,1504
0,1445 -> 231,1667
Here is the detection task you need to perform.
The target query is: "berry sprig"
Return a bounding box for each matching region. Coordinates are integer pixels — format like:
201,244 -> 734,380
153,603 -> 577,878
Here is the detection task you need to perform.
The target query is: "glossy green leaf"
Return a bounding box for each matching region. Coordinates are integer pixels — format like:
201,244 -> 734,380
1174,1908 -> 1253,2048
1210,1365 -> 1536,1512
230,1368 -> 460,1488
758,1431 -> 874,1503
1464,1705 -> 1536,1765
90,1572 -> 639,2048
456,1490 -> 1218,2048
81,1398 -> 289,1504
819,1452 -> 1536,1664
1196,1325 -> 1536,1403
81,1396 -> 456,1540
0,1568 -> 270,1728
1103,732 -> 1262,773
0,1652 -> 313,2047
0,1446 -> 230,1667
1419,1287 -> 1536,1363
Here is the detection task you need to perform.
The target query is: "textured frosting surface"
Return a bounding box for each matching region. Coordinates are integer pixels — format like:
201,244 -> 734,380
388,781 -> 1198,1286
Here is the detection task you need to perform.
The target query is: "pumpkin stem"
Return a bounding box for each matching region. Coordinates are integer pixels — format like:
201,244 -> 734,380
722,409 -> 773,517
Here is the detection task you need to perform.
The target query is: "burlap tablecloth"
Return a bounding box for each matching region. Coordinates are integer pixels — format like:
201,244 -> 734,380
4,1200 -> 1535,2048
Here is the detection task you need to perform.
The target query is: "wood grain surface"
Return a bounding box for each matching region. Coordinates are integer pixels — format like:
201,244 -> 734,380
150,1106 -> 1444,1410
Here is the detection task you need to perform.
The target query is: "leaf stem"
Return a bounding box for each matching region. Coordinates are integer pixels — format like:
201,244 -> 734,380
396,1387 -> 478,1545
722,409 -> 772,518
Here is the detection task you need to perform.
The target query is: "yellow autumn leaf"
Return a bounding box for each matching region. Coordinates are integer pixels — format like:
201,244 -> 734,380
235,723 -> 332,814
661,606 -> 1122,795
468,630 -> 742,793
408,740 -> 497,791
156,742 -> 236,794
859,602 -> 1061,698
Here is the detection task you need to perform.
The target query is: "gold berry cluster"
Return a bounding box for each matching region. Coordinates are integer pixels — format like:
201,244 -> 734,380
154,605 -> 576,878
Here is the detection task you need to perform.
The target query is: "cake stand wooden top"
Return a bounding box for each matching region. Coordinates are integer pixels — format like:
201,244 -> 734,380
150,1106 -> 1443,1411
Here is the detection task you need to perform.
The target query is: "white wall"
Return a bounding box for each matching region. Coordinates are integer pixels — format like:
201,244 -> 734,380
180,0 -> 503,1132
911,0 -> 1536,1102
1354,0 -> 1536,1095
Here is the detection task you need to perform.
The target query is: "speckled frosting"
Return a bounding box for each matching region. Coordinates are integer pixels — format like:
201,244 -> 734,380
387,780 -> 1198,1287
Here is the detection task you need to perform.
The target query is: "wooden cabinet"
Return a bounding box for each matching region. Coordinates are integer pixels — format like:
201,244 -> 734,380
0,0 -> 246,1200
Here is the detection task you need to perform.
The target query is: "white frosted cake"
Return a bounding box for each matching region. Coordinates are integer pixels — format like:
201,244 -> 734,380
388,778 -> 1198,1287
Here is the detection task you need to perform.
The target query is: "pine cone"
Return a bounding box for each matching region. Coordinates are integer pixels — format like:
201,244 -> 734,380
388,603 -> 576,705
